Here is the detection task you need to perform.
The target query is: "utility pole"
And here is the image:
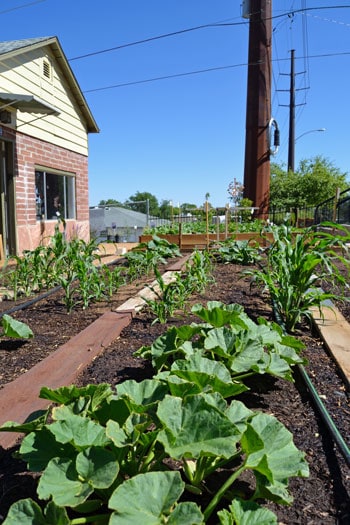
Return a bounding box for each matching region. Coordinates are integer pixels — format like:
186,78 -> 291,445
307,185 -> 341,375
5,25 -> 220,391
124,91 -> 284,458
243,0 -> 272,217
287,49 -> 295,172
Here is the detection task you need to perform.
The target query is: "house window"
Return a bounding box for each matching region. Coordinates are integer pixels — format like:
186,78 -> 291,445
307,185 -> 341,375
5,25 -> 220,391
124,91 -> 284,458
35,170 -> 76,220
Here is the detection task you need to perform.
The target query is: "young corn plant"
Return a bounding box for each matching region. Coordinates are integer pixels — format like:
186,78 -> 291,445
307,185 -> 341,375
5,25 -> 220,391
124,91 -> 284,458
142,267 -> 189,324
249,221 -> 350,332
183,249 -> 214,294
100,264 -> 125,298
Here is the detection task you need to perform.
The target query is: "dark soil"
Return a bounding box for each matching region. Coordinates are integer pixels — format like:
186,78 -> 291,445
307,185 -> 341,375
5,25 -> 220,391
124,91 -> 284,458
0,258 -> 349,524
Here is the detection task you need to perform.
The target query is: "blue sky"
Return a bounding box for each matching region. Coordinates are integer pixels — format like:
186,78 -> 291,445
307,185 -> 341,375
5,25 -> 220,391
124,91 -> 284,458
1,1 -> 350,208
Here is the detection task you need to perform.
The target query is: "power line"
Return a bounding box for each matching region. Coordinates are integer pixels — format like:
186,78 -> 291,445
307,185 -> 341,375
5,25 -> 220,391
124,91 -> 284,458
0,0 -> 47,15
84,50 -> 350,94
69,5 -> 350,62
69,18 -> 245,62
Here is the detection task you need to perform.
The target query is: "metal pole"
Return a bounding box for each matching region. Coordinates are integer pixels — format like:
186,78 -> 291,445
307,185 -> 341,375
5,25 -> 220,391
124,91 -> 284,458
243,0 -> 272,218
287,49 -> 295,172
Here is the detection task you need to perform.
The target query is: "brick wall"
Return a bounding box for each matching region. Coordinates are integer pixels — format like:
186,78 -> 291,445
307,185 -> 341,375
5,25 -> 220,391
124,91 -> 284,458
2,127 -> 90,254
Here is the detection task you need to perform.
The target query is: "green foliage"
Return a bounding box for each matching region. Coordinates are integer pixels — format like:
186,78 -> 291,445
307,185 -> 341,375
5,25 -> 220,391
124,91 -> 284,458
270,156 -> 349,209
212,239 -> 261,265
125,235 -> 181,283
248,221 -> 350,332
2,227 -> 127,312
142,267 -> 188,324
142,251 -> 214,324
126,191 -> 159,215
136,301 -> 305,381
136,235 -> 181,259
1,362 -> 308,524
98,198 -> 123,207
0,314 -> 33,339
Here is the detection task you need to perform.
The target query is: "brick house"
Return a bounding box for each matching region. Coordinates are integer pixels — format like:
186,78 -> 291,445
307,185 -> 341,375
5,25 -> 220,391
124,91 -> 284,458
0,37 -> 99,256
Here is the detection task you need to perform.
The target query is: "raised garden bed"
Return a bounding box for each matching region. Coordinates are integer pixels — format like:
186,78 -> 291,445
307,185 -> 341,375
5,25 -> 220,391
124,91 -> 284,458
0,259 -> 349,523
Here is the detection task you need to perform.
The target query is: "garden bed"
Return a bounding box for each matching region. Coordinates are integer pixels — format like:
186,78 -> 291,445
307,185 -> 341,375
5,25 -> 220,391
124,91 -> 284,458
0,261 -> 349,523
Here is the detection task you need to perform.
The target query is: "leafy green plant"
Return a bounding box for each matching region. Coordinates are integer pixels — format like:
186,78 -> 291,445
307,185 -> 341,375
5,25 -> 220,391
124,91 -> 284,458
136,301 -> 305,381
142,267 -> 188,324
137,234 -> 181,258
212,239 -> 261,265
182,249 -> 214,294
248,221 -> 350,332
0,314 -> 33,339
0,378 -> 308,524
100,264 -> 125,298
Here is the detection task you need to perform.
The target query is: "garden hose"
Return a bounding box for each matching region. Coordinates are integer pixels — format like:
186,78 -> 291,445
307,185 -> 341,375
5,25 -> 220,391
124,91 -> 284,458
271,298 -> 350,468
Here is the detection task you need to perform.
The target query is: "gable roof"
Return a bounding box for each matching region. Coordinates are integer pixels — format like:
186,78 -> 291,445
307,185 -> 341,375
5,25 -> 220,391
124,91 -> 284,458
0,36 -> 99,133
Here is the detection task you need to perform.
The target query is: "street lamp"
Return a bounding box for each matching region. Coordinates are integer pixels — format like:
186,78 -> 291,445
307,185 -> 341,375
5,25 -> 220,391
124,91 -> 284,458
288,128 -> 326,171
295,128 -> 326,142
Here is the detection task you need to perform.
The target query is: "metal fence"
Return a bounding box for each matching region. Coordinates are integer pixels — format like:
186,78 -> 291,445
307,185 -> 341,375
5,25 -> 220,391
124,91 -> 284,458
314,188 -> 350,225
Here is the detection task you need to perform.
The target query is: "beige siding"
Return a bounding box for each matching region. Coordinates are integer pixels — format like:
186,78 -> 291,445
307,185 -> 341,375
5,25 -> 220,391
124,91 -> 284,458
0,47 -> 89,155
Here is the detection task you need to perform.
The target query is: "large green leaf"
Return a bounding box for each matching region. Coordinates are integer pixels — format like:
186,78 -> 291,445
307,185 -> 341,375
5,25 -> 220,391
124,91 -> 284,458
109,471 -> 202,525
170,353 -> 247,398
1,314 -> 33,339
37,457 -> 93,507
218,498 -> 277,525
49,408 -> 109,448
2,499 -> 47,525
191,301 -> 247,328
242,412 -> 309,503
204,327 -> 238,355
0,410 -> 47,435
39,383 -> 113,411
157,394 -> 242,459
117,378 -> 168,412
167,502 -> 204,524
76,446 -> 119,489
155,371 -> 202,398
2,499 -> 70,525
20,427 -> 76,471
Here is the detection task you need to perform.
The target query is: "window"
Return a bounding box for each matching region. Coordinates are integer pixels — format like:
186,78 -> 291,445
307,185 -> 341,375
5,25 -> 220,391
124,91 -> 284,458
35,170 -> 76,220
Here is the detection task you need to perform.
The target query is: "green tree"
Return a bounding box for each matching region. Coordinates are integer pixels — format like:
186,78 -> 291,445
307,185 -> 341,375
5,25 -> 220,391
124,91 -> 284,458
269,156 -> 349,210
99,198 -> 123,207
159,199 -> 172,218
126,191 -> 159,216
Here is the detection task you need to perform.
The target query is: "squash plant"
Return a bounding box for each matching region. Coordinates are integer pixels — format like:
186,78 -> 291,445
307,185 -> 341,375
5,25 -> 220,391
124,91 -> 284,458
1,380 -> 308,524
0,302 -> 309,524
0,314 -> 33,339
136,301 -> 305,382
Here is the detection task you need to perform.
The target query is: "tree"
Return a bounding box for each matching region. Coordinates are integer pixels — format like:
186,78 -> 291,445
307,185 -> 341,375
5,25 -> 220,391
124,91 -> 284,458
126,191 -> 159,216
98,198 -> 123,207
159,199 -> 172,218
269,156 -> 349,210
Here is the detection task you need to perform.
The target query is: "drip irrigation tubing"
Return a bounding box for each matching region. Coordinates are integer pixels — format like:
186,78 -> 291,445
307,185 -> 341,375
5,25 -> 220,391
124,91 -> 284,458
0,256 -> 126,319
271,299 -> 350,468
0,285 -> 62,318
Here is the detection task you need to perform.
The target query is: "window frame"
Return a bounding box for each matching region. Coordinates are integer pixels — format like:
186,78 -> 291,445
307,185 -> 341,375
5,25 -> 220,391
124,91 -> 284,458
35,168 -> 76,221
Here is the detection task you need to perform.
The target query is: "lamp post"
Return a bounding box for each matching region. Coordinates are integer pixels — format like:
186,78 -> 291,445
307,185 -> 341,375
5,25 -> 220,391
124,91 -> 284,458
295,128 -> 326,142
288,128 -> 326,172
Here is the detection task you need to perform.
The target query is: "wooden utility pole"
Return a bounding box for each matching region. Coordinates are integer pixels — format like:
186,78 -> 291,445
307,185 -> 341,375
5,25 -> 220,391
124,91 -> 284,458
243,0 -> 272,217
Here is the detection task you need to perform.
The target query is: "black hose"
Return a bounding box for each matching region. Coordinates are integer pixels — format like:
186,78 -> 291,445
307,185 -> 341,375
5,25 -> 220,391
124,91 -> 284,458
271,298 -> 350,468
0,255 -> 126,319
0,285 -> 62,318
